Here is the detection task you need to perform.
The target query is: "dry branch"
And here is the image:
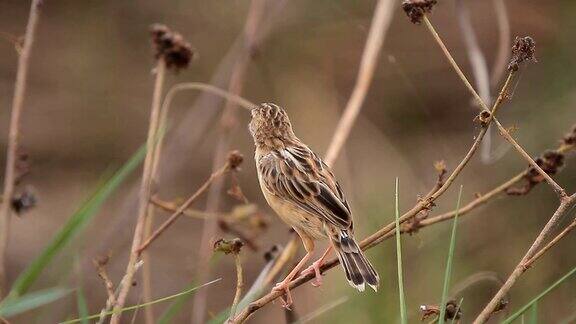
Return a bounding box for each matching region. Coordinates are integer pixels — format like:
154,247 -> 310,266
0,0 -> 42,297
323,0 -> 396,166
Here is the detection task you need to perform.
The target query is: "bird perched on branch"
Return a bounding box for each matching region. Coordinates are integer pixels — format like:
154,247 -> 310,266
249,103 -> 379,307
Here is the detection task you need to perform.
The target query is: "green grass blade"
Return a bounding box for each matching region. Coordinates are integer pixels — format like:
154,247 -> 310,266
394,177 -> 408,324
7,145 -> 146,298
0,287 -> 72,317
60,278 -> 221,324
76,285 -> 89,324
529,301 -> 537,324
439,186 -> 463,324
157,282 -> 197,324
503,265 -> 576,323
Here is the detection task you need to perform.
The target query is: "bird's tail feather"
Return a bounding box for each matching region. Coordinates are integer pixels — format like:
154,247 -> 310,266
332,231 -> 379,292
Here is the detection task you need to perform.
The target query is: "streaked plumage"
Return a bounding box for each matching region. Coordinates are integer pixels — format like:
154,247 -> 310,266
249,103 -> 379,304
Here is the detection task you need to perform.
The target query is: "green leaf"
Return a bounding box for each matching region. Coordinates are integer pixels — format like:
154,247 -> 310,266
60,278 -> 221,324
7,146 -> 146,299
503,265 -> 576,323
439,186 -> 463,324
394,178 -> 408,324
529,302 -> 537,324
0,287 -> 72,317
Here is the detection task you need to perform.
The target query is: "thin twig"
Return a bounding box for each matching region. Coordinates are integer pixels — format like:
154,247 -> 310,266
524,213 -> 576,267
150,196 -> 214,219
110,59 -> 167,324
93,259 -> 117,307
474,194 -> 576,323
0,0 -> 42,298
137,163 -> 231,253
228,254 -> 244,322
323,0 -> 396,166
422,15 -> 567,199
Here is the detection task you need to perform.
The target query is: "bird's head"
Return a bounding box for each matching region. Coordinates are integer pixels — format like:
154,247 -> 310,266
249,103 -> 296,147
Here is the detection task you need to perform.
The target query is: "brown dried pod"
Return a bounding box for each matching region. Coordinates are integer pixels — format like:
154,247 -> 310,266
150,23 -> 194,71
402,0 -> 437,24
508,36 -> 537,71
214,238 -> 244,255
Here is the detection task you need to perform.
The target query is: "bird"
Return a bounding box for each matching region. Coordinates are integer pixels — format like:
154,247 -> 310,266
249,102 -> 379,308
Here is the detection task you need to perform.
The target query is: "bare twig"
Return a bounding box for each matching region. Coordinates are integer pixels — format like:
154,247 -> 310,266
474,194 -> 576,323
324,0 -> 396,166
93,258 -> 116,307
524,213 -> 576,267
110,58 -> 167,324
137,161 -> 232,253
150,196 -> 213,219
422,16 -> 567,199
0,0 -> 42,297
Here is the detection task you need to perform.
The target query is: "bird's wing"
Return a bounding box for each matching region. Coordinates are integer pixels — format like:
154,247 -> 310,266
258,145 -> 352,229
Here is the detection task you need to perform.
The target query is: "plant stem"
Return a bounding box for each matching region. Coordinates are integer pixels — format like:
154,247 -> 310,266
0,0 -> 43,298
111,59 -> 166,324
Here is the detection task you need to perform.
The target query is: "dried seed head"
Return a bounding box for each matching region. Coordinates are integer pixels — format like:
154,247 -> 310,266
445,300 -> 462,320
213,238 -> 244,255
478,110 -> 492,127
150,23 -> 194,71
562,124 -> 576,147
508,36 -> 537,71
402,0 -> 437,24
227,150 -> 244,170
11,187 -> 37,214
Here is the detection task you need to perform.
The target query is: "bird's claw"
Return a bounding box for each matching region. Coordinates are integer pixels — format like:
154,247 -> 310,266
301,260 -> 323,287
273,281 -> 293,309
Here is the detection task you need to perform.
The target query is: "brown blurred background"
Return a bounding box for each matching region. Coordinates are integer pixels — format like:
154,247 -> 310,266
1,0 -> 575,323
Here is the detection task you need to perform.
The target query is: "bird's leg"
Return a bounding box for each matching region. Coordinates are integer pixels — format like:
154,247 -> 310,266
273,234 -> 314,308
301,246 -> 333,287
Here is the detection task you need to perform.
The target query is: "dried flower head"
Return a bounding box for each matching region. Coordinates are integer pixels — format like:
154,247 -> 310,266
477,110 -> 492,127
402,0 -> 437,24
150,23 -> 194,71
214,238 -> 244,255
562,124 -> 576,147
227,150 -> 244,170
11,187 -> 37,214
419,300 -> 462,321
508,36 -> 537,71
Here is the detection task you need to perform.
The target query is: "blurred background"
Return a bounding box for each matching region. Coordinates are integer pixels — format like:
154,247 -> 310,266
0,0 -> 575,323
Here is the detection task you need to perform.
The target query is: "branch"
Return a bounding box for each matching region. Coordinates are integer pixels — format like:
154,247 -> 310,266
422,16 -> 567,199
137,159 -> 235,253
0,0 -> 42,297
323,0 -> 396,166
474,194 -> 576,323
110,58 -> 167,324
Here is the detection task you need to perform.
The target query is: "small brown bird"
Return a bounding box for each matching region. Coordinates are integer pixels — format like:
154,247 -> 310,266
249,103 -> 379,307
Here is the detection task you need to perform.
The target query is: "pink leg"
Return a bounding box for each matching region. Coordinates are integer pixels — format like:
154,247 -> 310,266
301,246 -> 333,287
273,234 -> 315,308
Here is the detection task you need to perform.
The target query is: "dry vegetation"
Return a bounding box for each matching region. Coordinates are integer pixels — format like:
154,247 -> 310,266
0,1 -> 575,323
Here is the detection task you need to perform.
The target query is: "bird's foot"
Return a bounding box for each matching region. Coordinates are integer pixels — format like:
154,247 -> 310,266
272,280 -> 293,309
301,259 -> 323,287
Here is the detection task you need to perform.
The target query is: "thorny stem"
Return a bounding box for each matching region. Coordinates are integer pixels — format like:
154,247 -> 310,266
228,254 -> 244,322
111,59 -> 166,324
423,15 -> 567,199
0,0 -> 42,298
323,0 -> 396,166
